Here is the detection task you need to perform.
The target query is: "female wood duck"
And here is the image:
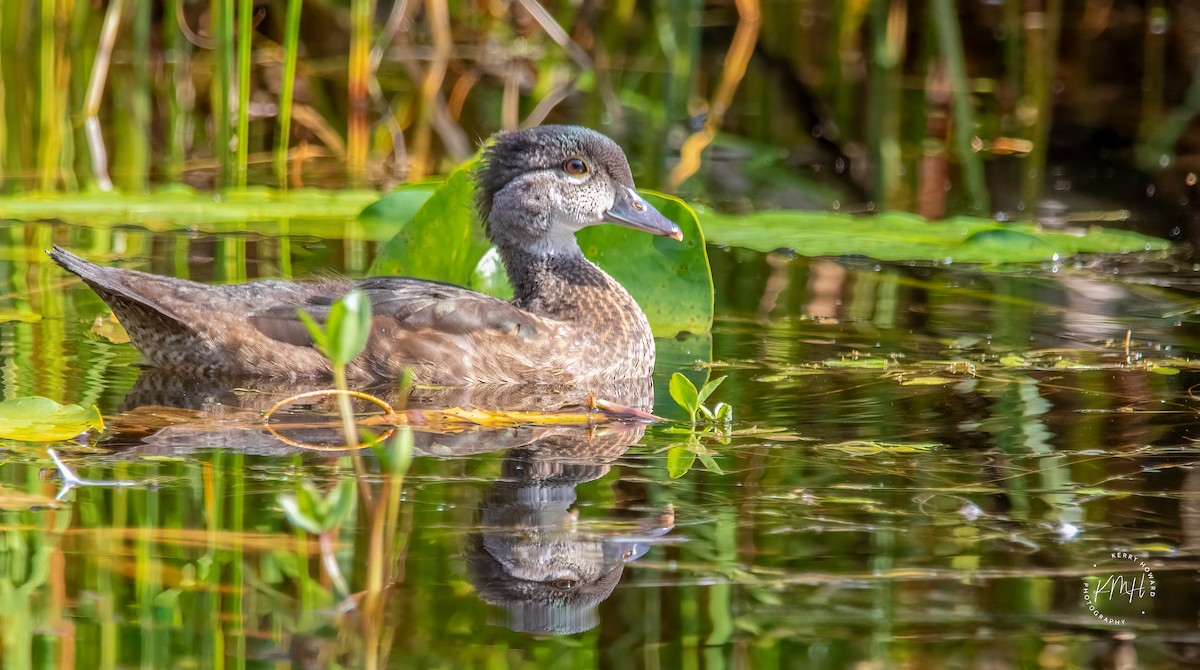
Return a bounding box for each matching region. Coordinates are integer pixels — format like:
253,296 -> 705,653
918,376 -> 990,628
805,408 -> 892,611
49,125 -> 682,387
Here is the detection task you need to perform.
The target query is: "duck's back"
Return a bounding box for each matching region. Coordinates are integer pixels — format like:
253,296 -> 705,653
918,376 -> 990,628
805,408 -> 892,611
49,247 -> 651,386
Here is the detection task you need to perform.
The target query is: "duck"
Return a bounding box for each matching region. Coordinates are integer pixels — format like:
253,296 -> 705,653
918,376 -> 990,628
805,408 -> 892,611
49,125 -> 682,387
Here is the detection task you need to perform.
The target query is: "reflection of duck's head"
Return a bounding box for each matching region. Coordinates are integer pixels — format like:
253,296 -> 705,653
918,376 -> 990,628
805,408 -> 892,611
465,426 -> 672,634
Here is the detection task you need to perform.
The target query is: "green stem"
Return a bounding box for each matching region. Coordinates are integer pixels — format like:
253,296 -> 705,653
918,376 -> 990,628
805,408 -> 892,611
275,0 -> 302,188
212,0 -> 234,186
235,0 -> 252,188
332,365 -> 358,450
931,0 -> 989,213
1018,0 -> 1062,214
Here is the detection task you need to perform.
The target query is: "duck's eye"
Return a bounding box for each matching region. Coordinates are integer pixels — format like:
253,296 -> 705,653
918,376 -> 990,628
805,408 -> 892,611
563,158 -> 589,176
551,578 -> 579,590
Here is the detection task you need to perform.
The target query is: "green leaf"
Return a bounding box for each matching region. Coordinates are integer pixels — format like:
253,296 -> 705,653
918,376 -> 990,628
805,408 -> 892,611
669,372 -> 699,416
322,480 -> 357,529
713,402 -> 733,422
823,358 -> 890,369
367,162 -> 490,284
696,451 -> 724,475
696,375 -> 726,407
324,289 -> 372,367
356,183 -> 437,223
366,170 -> 714,337
279,494 -> 324,535
295,309 -> 327,352
0,396 -> 104,442
0,188 -> 382,236
695,207 -> 1171,264
296,482 -> 324,521
576,192 -> 713,335
666,445 -> 697,479
466,247 -> 513,300
374,426 -> 414,475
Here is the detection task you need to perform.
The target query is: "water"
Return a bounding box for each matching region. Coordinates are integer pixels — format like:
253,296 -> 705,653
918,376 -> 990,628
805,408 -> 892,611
1,220 -> 1199,668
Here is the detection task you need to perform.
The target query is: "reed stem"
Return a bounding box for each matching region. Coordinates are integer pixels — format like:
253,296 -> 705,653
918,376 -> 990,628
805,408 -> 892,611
275,0 -> 303,188
235,0 -> 253,187
931,0 -> 989,213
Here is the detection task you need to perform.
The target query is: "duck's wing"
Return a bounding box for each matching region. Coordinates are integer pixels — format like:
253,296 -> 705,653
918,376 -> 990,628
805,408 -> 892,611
249,276 -> 543,343
248,276 -> 557,383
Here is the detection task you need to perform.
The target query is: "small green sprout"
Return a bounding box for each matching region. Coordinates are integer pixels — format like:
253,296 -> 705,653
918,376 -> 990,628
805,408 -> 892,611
296,288 -> 372,370
296,289 -> 372,449
279,480 -> 356,535
664,372 -> 734,478
669,372 -> 732,430
278,480 -> 357,595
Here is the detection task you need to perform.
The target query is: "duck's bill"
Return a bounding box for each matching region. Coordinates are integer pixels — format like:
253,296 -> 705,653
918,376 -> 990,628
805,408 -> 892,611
603,185 -> 684,241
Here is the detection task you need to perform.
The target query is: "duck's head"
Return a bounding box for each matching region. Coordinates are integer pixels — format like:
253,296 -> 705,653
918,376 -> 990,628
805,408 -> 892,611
476,125 -> 682,254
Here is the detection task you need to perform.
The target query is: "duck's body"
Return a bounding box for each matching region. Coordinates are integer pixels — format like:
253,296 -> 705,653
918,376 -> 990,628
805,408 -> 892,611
50,126 -> 681,387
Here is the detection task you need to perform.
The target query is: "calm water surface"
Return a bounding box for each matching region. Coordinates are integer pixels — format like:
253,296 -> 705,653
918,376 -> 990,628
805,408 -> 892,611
1,220 -> 1199,668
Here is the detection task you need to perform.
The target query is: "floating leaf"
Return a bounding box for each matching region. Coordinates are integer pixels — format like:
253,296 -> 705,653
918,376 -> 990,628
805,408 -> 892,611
0,308 -> 41,323
820,441 -> 939,455
695,207 -> 1170,264
0,396 -> 104,442
355,183 -> 436,223
901,376 -> 951,386
823,358 -> 890,369
0,188 -> 383,237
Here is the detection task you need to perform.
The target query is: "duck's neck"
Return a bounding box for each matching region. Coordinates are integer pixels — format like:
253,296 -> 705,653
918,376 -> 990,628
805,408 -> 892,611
499,243 -> 641,326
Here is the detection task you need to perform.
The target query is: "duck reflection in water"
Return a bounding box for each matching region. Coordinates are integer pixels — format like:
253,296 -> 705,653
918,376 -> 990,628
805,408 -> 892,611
101,369 -> 672,638
465,422 -> 674,635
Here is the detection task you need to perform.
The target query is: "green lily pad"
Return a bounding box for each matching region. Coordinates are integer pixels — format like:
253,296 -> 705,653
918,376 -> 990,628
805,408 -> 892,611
696,207 -> 1170,264
0,188 -> 382,237
356,183 -> 437,223
0,396 -> 104,442
364,170 -> 714,337
367,163 -> 490,285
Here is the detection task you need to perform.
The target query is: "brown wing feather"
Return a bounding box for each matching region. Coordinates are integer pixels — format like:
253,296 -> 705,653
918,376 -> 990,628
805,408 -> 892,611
249,276 -> 559,384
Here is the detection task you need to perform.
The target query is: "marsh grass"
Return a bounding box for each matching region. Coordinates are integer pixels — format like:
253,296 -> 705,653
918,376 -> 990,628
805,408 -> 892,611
0,1 -> 1189,221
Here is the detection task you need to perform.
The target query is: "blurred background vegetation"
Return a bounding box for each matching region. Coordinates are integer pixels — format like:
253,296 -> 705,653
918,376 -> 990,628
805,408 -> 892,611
3,0 -> 1200,233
